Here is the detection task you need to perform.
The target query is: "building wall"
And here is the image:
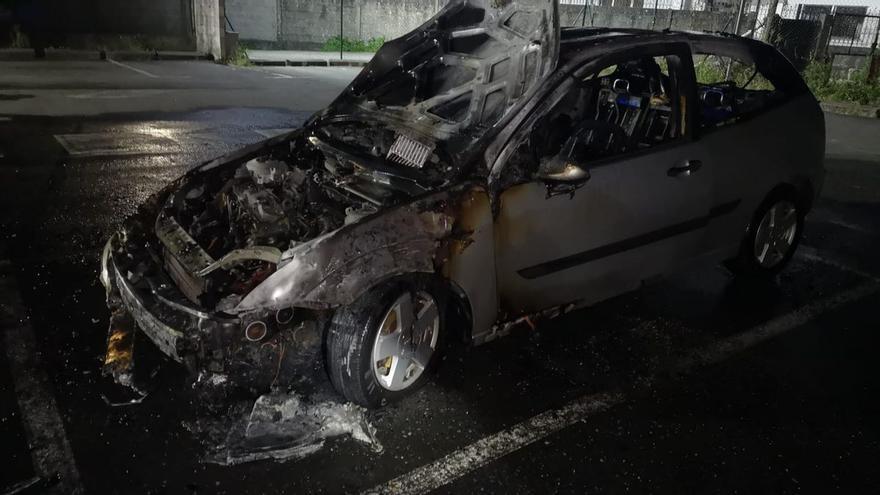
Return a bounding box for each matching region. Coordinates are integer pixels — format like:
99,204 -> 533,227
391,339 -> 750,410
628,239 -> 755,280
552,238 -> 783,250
226,0 -> 278,42
227,0 -> 441,48
568,5 -> 754,32
10,0 -> 195,49
226,0 -> 754,49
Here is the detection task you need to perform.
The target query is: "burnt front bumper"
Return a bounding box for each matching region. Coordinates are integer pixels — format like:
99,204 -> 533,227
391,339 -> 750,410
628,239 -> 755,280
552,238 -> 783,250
100,234 -> 240,371
100,232 -> 326,391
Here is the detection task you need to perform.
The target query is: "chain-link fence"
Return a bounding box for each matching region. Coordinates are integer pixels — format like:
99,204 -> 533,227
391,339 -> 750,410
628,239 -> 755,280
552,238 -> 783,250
560,0 -> 751,35
770,5 -> 879,79
559,0 -> 879,85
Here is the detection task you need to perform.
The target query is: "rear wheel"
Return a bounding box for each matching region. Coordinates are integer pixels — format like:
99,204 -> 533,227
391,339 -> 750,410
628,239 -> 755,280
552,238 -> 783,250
728,191 -> 804,278
326,276 -> 445,408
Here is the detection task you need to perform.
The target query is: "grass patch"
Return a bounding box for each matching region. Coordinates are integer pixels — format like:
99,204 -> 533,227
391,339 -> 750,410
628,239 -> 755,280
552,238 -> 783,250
693,54 -> 775,90
9,26 -> 30,49
225,44 -> 251,66
804,61 -> 880,106
320,36 -> 385,53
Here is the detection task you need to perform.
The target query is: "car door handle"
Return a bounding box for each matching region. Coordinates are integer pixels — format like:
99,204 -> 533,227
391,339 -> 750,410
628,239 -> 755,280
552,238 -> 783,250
668,160 -> 702,177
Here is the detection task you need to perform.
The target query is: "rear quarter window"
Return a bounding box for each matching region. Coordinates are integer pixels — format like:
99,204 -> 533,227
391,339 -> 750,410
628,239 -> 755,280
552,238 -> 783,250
690,41 -> 808,129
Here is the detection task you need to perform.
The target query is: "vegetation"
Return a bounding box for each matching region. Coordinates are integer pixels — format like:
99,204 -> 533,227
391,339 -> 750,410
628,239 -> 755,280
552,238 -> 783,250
320,36 -> 385,53
692,54 -> 775,90
225,44 -> 251,66
803,61 -> 880,107
9,26 -> 30,49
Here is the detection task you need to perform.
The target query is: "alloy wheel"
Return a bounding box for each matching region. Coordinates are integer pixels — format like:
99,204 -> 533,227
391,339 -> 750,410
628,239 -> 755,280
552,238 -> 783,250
753,200 -> 798,269
371,290 -> 440,391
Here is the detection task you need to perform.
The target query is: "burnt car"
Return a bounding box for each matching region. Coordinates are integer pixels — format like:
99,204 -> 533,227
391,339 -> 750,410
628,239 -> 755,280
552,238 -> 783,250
100,0 -> 824,407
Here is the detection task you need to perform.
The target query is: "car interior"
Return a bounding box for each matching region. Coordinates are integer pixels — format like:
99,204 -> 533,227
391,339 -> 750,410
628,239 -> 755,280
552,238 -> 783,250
693,53 -> 785,127
509,49 -> 788,180
525,54 -> 681,171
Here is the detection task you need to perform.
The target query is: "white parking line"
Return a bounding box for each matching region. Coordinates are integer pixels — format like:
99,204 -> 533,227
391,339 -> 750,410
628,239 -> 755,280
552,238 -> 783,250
254,128 -> 296,138
365,275 -> 880,494
55,132 -> 179,157
1,260 -> 83,494
797,244 -> 879,282
107,58 -> 159,79
364,392 -> 625,495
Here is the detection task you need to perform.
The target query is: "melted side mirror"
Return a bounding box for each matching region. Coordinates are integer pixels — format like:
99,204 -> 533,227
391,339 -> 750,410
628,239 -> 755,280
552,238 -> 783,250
537,153 -> 591,184
538,161 -> 590,183
536,155 -> 591,199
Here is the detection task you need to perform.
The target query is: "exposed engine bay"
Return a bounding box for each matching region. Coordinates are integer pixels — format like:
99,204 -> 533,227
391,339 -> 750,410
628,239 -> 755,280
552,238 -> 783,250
159,130 -> 440,312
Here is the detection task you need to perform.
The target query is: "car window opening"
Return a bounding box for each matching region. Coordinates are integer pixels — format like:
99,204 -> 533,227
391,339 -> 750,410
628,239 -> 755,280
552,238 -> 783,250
692,52 -> 784,128
507,51 -> 686,181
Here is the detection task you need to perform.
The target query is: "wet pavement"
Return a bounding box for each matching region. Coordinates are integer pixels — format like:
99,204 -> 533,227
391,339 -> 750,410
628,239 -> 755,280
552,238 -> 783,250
1,59 -> 880,494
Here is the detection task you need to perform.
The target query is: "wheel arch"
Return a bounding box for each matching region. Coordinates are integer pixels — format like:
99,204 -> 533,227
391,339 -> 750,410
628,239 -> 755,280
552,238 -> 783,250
764,180 -> 813,214
324,271 -> 475,345
443,278 -> 475,345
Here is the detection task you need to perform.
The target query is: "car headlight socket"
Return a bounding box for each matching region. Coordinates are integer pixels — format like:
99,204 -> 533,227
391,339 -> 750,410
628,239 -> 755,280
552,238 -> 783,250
245,320 -> 268,342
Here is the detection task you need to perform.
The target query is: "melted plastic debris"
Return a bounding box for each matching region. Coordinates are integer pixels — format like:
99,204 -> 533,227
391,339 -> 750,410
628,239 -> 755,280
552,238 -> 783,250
203,392 -> 383,465
196,371 -> 229,387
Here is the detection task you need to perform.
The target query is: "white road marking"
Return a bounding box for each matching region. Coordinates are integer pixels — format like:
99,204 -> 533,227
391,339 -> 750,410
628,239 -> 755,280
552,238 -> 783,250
364,392 -> 625,495
66,89 -> 170,99
55,132 -> 179,157
107,58 -> 159,79
675,280 -> 880,371
366,274 -> 880,495
798,244 -> 879,282
248,67 -> 311,80
254,128 -> 296,138
1,259 -> 84,494
266,72 -> 297,79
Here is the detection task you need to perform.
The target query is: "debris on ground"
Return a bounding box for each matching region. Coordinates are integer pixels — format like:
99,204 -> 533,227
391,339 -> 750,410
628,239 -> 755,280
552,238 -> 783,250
192,391 -> 382,465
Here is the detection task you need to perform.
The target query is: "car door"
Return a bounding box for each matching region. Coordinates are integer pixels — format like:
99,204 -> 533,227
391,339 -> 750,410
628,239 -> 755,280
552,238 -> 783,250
493,43 -> 718,317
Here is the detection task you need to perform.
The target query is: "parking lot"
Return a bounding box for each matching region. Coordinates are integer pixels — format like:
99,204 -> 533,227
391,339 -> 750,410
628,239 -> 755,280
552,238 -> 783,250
1,58 -> 879,494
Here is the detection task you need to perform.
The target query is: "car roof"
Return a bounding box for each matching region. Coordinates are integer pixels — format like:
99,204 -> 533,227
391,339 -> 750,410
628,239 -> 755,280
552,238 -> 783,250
558,27 -> 768,62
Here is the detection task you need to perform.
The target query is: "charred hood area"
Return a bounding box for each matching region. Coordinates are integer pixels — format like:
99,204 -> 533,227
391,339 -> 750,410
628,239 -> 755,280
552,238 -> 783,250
311,0 -> 560,172
156,132 -> 434,312
139,0 -> 561,314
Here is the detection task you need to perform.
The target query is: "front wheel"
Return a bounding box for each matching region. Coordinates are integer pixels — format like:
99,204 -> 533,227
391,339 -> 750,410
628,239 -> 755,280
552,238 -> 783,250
326,276 -> 445,408
728,191 -> 804,279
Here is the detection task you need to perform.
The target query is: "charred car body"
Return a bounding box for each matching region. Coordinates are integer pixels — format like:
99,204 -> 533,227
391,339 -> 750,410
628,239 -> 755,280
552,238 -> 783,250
101,0 -> 824,407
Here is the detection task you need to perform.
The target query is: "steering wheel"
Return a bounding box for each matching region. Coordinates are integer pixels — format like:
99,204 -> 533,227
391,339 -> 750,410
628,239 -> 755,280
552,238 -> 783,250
709,80 -> 738,89
566,119 -> 630,158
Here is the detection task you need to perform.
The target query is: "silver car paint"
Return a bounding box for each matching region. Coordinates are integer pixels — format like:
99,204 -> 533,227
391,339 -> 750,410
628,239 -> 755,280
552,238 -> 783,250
239,39 -> 824,342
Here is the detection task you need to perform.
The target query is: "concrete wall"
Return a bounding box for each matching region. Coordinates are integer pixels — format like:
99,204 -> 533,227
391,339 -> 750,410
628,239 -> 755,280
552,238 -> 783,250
227,0 -> 441,49
194,0 -> 223,59
225,0 -> 753,50
562,4 -> 751,33
88,0 -> 192,38
11,0 -> 195,49
226,0 -> 278,42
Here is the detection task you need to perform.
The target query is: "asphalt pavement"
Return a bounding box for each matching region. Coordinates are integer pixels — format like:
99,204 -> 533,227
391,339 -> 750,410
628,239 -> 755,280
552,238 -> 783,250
0,59 -> 361,116
1,59 -> 879,494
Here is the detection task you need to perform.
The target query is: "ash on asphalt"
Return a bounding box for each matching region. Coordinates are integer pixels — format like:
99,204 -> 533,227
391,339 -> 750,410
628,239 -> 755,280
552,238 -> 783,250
0,109 -> 879,494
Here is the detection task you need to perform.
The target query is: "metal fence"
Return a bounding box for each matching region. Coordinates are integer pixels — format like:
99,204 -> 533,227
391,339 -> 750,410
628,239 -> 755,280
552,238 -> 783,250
559,0 -> 879,79
790,5 -> 880,51
560,0 -> 756,36
559,0 -> 747,34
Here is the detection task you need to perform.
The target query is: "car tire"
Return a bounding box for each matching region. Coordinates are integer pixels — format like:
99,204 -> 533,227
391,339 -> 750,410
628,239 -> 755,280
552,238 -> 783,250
727,189 -> 804,279
326,275 -> 446,408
